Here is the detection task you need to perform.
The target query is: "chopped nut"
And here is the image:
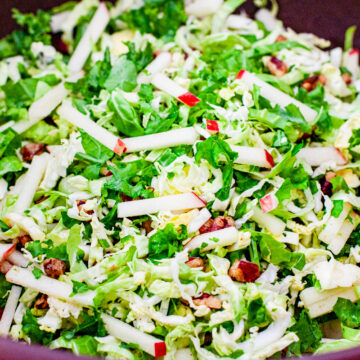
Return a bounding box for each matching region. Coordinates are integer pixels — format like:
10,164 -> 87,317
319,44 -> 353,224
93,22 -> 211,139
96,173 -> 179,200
20,143 -> 45,162
275,35 -> 287,43
185,257 -> 204,269
34,294 -> 48,309
266,56 -> 288,77
301,74 -> 326,92
342,73 -> 352,85
43,258 -> 66,279
193,294 -> 222,309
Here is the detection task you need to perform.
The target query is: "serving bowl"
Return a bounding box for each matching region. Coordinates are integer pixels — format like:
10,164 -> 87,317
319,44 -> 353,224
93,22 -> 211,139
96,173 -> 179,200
1,0 -> 360,359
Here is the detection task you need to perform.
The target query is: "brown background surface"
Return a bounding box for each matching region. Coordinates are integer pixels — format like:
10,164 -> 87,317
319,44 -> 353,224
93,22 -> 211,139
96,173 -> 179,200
1,0 -> 360,48
1,0 -> 360,360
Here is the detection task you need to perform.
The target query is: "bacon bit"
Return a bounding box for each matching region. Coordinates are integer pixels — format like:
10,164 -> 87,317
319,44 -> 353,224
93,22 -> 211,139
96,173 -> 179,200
275,35 -> 287,43
238,260 -> 260,282
301,74 -> 326,92
266,57 -> 288,77
199,219 -> 214,234
229,259 -> 260,283
0,261 -> 13,274
342,73 -> 352,85
34,294 -> 48,309
193,294 -> 222,309
19,235 -> 32,248
185,257 -> 204,269
20,143 -> 45,162
43,258 -> 66,279
229,259 -> 245,282
142,219 -> 153,234
76,200 -> 94,216
199,216 -> 235,234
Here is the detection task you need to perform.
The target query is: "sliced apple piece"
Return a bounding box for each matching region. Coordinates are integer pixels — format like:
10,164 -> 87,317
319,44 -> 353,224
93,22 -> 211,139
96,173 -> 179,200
343,48 -> 359,81
328,211 -> 359,255
231,145 -> 274,168
151,73 -> 200,107
122,127 -> 198,153
7,250 -> 29,267
300,286 -> 358,318
296,147 -> 347,167
184,227 -> 239,252
117,192 -> 205,218
101,313 -> 166,357
12,153 -> 50,215
236,70 -> 317,123
137,52 -> 172,85
58,103 -> 127,156
0,244 -> 16,262
251,206 -> 285,236
260,193 -> 279,213
206,119 -> 219,134
67,3 -> 110,73
6,266 -> 95,306
0,285 -> 22,336
187,208 -> 212,234
319,202 -> 352,245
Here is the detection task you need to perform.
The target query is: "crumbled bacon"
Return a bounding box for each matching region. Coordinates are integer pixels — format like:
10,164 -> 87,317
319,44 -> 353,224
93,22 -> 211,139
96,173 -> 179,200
229,259 -> 260,283
199,216 -> 235,234
300,74 -> 326,92
275,35 -> 287,43
266,56 -> 288,77
34,294 -> 48,309
0,261 -> 13,274
76,200 -> 94,216
185,257 -> 204,269
20,143 -> 45,162
193,294 -> 222,309
199,219 -> 214,234
142,219 -> 153,234
43,258 -> 66,279
18,235 -> 32,248
342,73 -> 352,85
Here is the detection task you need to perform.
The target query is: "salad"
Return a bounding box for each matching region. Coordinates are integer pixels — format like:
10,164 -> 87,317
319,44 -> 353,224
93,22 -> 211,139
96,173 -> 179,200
0,0 -> 360,358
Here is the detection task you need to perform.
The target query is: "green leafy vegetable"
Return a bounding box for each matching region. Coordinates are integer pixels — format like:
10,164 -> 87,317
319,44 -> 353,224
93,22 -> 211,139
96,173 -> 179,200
148,224 -> 187,260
